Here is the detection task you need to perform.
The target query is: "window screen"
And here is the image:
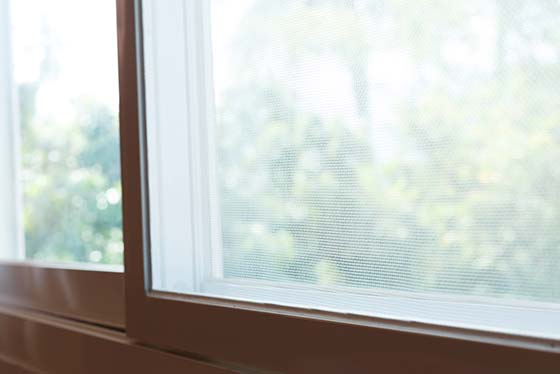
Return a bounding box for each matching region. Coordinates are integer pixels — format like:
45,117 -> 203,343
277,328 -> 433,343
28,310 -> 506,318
144,0 -> 560,338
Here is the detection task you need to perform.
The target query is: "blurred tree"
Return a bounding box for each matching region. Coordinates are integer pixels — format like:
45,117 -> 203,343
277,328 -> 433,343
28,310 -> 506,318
214,0 -> 560,302
18,19 -> 122,265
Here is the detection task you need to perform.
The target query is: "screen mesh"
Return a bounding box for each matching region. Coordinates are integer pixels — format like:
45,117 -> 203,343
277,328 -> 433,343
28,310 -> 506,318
209,0 -> 560,306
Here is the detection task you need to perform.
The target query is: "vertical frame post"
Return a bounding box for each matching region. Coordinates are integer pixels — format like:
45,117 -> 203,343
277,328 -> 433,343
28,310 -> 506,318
0,0 -> 24,260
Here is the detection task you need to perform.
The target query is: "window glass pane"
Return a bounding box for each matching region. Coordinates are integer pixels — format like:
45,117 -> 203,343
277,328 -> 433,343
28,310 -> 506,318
1,0 -> 122,265
145,0 -> 560,338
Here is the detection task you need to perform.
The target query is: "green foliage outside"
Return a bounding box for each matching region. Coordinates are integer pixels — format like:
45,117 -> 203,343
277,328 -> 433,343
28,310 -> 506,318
19,78 -> 122,265
215,0 -> 560,303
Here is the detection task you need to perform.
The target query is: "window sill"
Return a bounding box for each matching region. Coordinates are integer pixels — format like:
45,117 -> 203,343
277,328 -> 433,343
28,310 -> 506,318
0,261 -> 125,328
0,304 -> 234,374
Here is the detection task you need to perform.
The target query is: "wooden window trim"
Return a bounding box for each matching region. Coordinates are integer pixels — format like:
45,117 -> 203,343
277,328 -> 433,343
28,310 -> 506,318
0,262 -> 124,328
0,304 -> 233,374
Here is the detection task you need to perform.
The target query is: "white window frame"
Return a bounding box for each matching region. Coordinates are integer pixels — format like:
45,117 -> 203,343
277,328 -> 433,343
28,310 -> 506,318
141,0 -> 223,293
0,0 -> 125,329
0,0 -> 22,260
141,0 -> 213,293
121,0 -> 560,371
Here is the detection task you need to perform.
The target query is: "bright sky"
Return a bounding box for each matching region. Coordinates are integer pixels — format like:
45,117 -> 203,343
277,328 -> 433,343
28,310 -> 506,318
10,0 -> 119,120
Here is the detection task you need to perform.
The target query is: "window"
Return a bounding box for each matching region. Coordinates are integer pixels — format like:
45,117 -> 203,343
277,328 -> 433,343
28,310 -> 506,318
2,0 -> 122,265
0,0 -> 124,328
2,0 -> 558,372
117,0 -> 560,372
140,0 -> 560,339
